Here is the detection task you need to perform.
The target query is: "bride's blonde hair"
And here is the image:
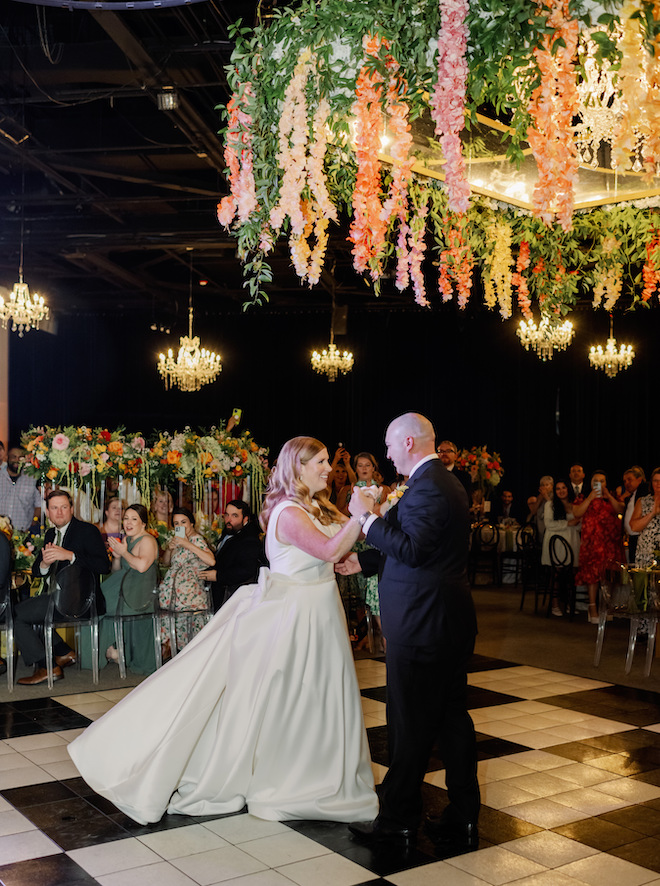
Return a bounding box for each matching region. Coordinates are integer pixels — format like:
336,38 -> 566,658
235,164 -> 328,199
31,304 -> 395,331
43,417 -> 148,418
260,436 -> 342,530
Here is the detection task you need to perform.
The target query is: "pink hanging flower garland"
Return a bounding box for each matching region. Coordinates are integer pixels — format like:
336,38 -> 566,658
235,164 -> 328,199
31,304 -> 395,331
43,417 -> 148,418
438,215 -> 473,308
430,0 -> 471,215
217,81 -> 258,229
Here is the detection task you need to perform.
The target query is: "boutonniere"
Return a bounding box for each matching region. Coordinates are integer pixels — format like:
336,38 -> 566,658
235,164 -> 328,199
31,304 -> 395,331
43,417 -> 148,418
387,484 -> 408,505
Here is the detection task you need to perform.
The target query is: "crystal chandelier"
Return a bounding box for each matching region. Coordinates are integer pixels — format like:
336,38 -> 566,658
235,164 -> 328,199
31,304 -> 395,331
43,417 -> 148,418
157,253 -> 222,392
311,289 -> 354,381
517,315 -> 575,361
588,314 -> 634,378
1,174 -> 49,337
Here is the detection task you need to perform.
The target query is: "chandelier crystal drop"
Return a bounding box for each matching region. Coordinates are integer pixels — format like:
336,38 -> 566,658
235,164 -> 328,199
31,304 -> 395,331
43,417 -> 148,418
517,315 -> 575,361
0,277 -> 49,337
588,315 -> 634,378
157,252 -> 222,392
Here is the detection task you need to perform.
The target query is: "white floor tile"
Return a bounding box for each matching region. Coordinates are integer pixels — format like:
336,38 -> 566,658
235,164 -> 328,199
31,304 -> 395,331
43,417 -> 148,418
96,860 -> 200,886
372,761 -> 388,785
0,752 -> 33,772
4,733 -> 66,751
593,778 -> 660,803
138,823 -> 229,859
38,759 -> 80,780
54,727 -> 86,742
20,744 -> 72,764
0,829 -> 62,865
551,787 -> 629,816
480,782 -> 538,810
0,809 -> 36,837
477,758 -> 536,782
424,769 -> 447,789
549,763 -> 618,787
558,853 -> 659,886
0,763 -> 55,789
477,721 -> 528,738
502,798 -> 588,828
63,700 -> 116,715
277,851 -> 374,886
68,837 -> 162,876
504,730 -> 567,749
172,844 -> 268,885
500,750 -> 569,771
240,831 -> 331,867
503,771 -> 578,798
201,814 -> 289,844
207,872 -> 297,886
508,871 -> 596,885
445,844 -> 548,885
502,831 -> 598,866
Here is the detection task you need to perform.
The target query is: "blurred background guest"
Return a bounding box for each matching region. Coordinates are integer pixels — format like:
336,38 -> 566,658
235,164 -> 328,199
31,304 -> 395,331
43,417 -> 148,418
621,465 -> 648,563
151,487 -> 174,530
573,471 -> 624,624
98,497 -> 123,551
630,467 -> 660,567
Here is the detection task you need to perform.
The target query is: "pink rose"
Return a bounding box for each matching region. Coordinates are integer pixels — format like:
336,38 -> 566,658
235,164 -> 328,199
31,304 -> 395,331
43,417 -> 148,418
52,434 -> 70,451
131,436 -> 146,451
101,452 -> 110,462
79,463 -> 92,477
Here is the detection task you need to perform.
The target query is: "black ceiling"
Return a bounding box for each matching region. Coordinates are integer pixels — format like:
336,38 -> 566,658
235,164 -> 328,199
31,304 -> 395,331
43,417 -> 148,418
1,0 -> 406,328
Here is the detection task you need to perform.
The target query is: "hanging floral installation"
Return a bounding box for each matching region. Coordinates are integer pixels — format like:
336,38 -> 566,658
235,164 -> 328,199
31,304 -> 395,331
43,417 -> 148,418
217,0 -> 660,320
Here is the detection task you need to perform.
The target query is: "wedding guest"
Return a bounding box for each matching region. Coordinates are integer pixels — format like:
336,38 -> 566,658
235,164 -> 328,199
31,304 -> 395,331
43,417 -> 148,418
198,500 -> 266,611
0,446 -> 41,531
98,497 -> 123,551
328,447 -> 355,506
437,440 -> 472,501
90,504 -> 160,675
528,475 -> 554,542
490,489 -> 520,524
573,471 -> 624,624
337,452 -> 389,515
621,466 -> 648,563
16,490 -> 109,685
630,467 -> 660,567
542,480 -> 581,616
159,507 -> 213,657
151,487 -> 174,529
569,464 -> 586,502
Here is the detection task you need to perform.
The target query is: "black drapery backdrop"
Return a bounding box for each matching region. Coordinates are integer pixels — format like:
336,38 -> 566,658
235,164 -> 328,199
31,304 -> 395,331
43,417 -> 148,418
9,302 -> 659,506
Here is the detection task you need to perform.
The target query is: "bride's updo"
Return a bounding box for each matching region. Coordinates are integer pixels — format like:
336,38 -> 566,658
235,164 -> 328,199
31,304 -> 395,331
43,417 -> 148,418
260,436 -> 342,530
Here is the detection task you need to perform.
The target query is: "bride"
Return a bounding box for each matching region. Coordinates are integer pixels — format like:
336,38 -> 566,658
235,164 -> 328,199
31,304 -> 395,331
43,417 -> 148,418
68,436 -> 378,825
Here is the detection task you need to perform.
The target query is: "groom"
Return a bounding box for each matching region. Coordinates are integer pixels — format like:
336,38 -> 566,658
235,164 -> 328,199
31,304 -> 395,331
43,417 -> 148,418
339,413 -> 480,851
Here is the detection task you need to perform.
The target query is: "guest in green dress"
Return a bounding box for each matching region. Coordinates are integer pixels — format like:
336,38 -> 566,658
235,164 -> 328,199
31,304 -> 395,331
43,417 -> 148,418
81,503 -> 160,675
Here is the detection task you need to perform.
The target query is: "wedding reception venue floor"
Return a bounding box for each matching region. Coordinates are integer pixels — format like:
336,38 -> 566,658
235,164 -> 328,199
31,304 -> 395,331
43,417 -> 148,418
1,587 -> 660,886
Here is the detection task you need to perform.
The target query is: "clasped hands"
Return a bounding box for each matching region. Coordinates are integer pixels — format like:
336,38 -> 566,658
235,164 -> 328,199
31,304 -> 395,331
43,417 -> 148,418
333,487 -> 377,577
41,542 -> 73,564
108,536 -> 128,558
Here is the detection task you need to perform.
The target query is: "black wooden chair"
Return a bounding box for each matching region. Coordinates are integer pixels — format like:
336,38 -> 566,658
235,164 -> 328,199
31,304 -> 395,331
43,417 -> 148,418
469,522 -> 501,586
547,534 -> 576,619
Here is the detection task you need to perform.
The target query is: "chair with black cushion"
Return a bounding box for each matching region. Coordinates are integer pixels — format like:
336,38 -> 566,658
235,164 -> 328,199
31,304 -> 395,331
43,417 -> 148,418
517,522 -> 546,612
44,563 -> 99,690
468,522 -> 501,586
548,534 -> 576,619
156,567 -> 214,657
114,570 -> 162,679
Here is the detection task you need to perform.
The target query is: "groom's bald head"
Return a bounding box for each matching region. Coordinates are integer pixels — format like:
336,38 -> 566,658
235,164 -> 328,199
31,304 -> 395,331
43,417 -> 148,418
385,413 -> 436,474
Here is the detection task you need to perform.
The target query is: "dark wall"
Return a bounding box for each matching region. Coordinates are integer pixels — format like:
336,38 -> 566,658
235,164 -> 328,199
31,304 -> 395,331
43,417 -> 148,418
9,302 -> 659,505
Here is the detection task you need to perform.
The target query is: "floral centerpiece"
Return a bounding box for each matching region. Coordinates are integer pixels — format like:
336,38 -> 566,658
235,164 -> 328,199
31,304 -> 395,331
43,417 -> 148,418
456,445 -> 504,496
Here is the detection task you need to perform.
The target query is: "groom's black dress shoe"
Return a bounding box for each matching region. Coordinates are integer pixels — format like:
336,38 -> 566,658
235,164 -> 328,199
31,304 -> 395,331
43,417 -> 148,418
424,816 -> 479,856
348,819 -> 417,847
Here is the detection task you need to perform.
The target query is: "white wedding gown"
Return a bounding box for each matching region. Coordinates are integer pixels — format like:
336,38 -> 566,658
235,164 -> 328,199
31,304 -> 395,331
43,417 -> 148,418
68,501 -> 378,825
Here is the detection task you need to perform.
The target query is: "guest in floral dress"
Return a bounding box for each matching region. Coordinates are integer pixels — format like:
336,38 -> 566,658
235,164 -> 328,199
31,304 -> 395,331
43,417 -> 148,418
573,471 -> 624,624
159,507 -> 213,655
630,467 -> 660,567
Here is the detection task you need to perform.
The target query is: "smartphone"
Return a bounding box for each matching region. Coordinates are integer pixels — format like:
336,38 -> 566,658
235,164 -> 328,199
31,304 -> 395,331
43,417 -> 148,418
593,481 -> 602,496
175,525 -> 186,538
232,408 -> 242,424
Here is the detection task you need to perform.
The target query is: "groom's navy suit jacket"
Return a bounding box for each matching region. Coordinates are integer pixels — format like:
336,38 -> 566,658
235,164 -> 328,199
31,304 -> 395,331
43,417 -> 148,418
361,458 -> 476,647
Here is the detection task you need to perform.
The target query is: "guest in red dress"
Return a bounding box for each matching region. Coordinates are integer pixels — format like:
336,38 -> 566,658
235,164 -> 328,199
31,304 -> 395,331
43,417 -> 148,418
573,471 -> 624,624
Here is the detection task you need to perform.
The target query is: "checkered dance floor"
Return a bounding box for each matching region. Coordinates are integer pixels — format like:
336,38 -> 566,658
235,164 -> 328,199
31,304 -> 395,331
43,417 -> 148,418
1,656 -> 660,885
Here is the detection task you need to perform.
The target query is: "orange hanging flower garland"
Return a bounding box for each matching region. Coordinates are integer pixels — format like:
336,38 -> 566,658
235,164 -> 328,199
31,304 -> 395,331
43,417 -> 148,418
642,230 -> 660,302
526,0 -> 579,232
216,81 -> 258,229
512,241 -> 533,319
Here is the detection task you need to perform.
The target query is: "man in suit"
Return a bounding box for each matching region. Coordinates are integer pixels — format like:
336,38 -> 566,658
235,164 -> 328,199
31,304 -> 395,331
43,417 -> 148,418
437,439 -> 472,501
15,489 -> 110,685
622,466 -> 648,563
569,463 -> 586,501
490,488 -> 520,524
200,500 -> 266,611
338,413 -> 479,852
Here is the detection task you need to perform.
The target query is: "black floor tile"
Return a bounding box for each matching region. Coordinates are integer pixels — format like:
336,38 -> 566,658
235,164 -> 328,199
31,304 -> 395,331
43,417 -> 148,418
19,796 -> 130,850
0,854 -> 97,886
468,687 -> 522,708
581,753 -> 658,777
1,781 -> 79,808
608,836 -> 660,873
367,725 -> 389,767
362,687 -> 387,704
553,817 -> 643,850
476,805 -> 543,845
632,769 -> 660,786
544,741 -> 615,762
468,655 -> 517,672
4,698 -> 65,714
475,736 -> 530,759
600,803 -> 660,836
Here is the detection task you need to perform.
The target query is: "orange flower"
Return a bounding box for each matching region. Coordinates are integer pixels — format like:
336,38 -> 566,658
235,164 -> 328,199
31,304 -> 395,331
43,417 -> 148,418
166,450 -> 181,465
47,467 -> 58,480
233,465 -> 244,477
107,441 -> 123,456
